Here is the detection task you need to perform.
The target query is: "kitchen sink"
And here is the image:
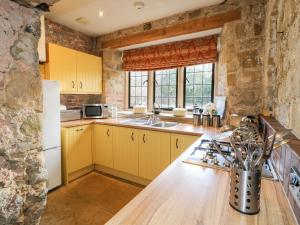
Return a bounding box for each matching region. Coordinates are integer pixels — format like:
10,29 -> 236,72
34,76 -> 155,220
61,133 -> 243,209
121,119 -> 178,128
151,122 -> 178,128
121,118 -> 150,126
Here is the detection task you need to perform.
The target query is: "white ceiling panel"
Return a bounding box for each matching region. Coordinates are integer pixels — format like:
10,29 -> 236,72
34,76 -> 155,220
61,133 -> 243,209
46,0 -> 224,36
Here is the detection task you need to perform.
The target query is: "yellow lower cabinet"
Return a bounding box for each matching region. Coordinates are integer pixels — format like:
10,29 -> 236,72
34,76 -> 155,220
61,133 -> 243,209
138,130 -> 171,180
93,124 -> 113,168
113,127 -> 139,176
61,125 -> 92,183
171,134 -> 199,161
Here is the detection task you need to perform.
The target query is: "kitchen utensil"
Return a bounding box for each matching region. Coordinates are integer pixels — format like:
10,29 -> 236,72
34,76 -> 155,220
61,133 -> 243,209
193,114 -> 202,126
202,114 -> 211,127
212,115 -> 221,128
229,166 -> 261,214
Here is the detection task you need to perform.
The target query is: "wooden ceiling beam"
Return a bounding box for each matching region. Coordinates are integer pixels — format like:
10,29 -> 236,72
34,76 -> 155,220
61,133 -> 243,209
102,9 -> 241,49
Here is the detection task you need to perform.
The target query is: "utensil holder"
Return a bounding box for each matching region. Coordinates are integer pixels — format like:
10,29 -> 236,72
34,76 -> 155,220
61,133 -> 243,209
229,166 -> 261,214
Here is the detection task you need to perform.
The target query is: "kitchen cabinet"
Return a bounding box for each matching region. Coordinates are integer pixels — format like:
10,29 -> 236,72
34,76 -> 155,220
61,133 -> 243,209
93,124 -> 113,168
61,125 -> 92,183
138,130 -> 171,180
45,43 -> 77,93
45,43 -> 102,94
171,134 -> 199,161
76,51 -> 102,94
113,127 -> 139,176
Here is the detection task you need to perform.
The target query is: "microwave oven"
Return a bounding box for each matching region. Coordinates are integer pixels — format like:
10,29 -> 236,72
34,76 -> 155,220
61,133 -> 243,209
82,104 -> 109,119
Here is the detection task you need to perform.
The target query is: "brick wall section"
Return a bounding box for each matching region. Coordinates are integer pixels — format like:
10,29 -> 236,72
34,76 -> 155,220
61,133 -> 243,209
260,116 -> 300,223
45,18 -> 101,107
60,94 -> 101,109
45,18 -> 97,55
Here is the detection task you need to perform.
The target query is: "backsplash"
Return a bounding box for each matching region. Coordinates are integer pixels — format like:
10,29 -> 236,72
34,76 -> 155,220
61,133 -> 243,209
61,94 -> 101,109
260,116 -> 300,223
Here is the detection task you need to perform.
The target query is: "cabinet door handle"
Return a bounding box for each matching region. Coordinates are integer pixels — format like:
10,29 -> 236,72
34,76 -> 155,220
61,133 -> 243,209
76,128 -> 84,132
72,81 -> 75,88
80,81 -> 83,89
143,134 -> 146,143
176,138 -> 179,149
131,132 -> 134,142
106,129 -> 110,137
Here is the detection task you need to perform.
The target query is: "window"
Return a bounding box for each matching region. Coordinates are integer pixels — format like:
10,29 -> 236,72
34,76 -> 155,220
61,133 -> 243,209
154,69 -> 178,110
184,63 -> 214,109
128,71 -> 148,108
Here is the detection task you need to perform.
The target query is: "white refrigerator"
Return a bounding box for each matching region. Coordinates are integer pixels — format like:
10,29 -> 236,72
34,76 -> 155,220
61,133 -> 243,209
42,80 -> 62,191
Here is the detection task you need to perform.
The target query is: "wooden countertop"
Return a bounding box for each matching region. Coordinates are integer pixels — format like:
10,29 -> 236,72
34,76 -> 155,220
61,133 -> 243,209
105,133 -> 297,225
61,118 -> 213,136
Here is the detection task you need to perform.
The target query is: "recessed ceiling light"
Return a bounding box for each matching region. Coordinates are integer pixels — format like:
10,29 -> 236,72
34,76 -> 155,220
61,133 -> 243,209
99,10 -> 104,17
133,1 -> 145,10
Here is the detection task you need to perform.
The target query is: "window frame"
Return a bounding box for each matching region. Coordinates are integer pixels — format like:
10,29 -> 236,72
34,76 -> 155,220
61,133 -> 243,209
183,63 -> 215,110
153,68 -> 179,111
128,71 -> 149,109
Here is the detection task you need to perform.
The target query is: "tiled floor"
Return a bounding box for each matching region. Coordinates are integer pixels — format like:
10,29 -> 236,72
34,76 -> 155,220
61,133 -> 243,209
40,172 -> 143,225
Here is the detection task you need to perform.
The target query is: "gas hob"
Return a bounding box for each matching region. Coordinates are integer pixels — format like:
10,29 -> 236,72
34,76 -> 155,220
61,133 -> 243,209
183,139 -> 278,180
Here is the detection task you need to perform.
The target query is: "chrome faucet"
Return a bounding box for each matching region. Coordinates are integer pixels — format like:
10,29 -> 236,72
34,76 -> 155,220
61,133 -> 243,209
148,102 -> 161,125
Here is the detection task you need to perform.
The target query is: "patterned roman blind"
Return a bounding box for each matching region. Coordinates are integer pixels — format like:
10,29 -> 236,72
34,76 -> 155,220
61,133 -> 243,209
122,35 -> 217,71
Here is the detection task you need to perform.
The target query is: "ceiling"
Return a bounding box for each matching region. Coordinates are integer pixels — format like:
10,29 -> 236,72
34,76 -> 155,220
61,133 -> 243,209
46,0 -> 224,36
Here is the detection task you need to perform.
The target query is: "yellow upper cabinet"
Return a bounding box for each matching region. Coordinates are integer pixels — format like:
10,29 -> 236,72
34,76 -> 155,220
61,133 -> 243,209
76,51 -> 102,94
138,130 -> 171,180
171,134 -> 199,162
45,43 -> 102,94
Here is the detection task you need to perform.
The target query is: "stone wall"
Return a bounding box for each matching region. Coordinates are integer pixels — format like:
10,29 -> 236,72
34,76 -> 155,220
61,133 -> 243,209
45,18 -> 101,108
0,1 -> 56,224
96,0 -> 266,116
217,0 -> 265,117
99,49 -> 125,110
263,0 -> 300,138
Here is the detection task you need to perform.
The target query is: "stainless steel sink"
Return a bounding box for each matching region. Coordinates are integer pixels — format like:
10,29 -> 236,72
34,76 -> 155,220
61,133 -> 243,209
121,118 -> 150,126
151,122 -> 178,128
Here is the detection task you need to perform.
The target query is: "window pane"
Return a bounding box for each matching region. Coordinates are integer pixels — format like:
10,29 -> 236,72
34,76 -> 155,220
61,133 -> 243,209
161,97 -> 168,108
169,98 -> 176,108
155,75 -> 161,85
155,86 -> 161,97
194,72 -> 203,84
142,87 -> 147,97
203,85 -> 212,97
154,69 -> 178,109
186,85 -> 193,97
162,86 -> 169,96
185,97 -> 193,108
169,86 -> 176,97
129,72 -> 148,108
186,73 -> 194,85
203,72 -> 212,84
135,76 -> 142,86
136,87 -> 141,96
194,85 -> 203,97
184,63 -> 214,109
130,76 -> 135,86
